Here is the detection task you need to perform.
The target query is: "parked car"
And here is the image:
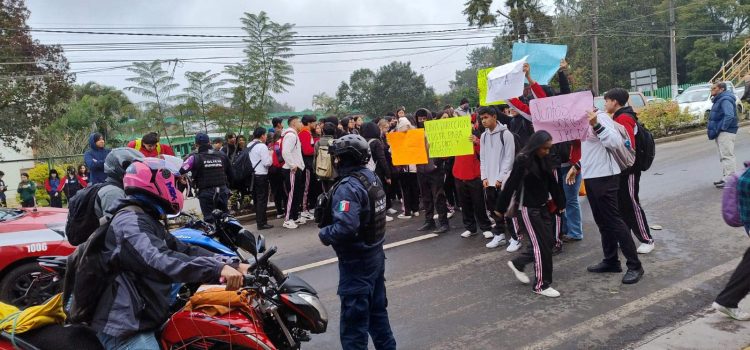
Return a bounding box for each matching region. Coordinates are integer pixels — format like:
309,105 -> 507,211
675,87 -> 744,121
683,81 -> 735,94
0,207 -> 74,308
593,91 -> 648,113
735,86 -> 745,100
646,96 -> 667,104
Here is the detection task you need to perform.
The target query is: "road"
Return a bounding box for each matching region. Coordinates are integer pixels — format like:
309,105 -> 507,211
251,130 -> 750,350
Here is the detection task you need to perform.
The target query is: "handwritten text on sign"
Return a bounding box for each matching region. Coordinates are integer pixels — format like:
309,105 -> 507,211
530,91 -> 594,144
423,116 -> 474,158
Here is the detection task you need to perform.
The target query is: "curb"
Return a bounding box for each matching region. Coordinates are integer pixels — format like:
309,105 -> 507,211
655,120 -> 750,144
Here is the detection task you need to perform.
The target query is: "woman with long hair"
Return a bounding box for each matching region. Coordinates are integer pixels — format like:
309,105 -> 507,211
496,130 -> 565,298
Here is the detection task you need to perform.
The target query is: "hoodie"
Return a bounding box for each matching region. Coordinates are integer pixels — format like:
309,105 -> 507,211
708,90 -> 739,140
480,123 -> 515,186
414,108 -> 440,174
84,133 -> 110,185
281,128 -> 305,171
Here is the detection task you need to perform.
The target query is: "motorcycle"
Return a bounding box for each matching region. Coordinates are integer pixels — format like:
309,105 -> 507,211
1,230 -> 328,350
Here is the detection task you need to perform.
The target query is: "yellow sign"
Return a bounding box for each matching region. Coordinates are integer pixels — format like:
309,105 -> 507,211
423,116 -> 474,158
386,129 -> 429,166
477,67 -> 506,106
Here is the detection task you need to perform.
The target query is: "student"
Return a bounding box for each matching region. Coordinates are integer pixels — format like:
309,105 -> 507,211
497,131 -> 565,298
0,171 -> 6,207
78,164 -> 89,183
220,132 -> 239,161
84,133 -> 110,185
44,169 -> 64,208
415,108 -> 449,234
281,116 -> 307,229
268,130 -> 287,219
566,110 -> 644,284
17,173 -> 36,208
62,166 -> 87,200
212,137 -> 224,152
395,117 -> 420,220
362,121 -> 394,222
605,88 -> 655,254
479,106 -> 516,249
248,127 -> 274,230
127,132 -> 175,158
454,125 -> 493,239
298,115 -> 317,220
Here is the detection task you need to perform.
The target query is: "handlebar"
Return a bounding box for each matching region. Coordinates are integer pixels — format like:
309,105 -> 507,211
250,246 -> 277,271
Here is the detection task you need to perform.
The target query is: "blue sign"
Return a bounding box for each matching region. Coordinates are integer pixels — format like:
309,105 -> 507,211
511,43 -> 568,85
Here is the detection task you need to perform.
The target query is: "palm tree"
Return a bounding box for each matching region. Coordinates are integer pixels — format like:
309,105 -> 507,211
180,70 -> 226,134
125,60 -> 179,144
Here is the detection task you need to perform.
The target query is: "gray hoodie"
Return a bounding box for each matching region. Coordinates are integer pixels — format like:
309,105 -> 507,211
480,123 -> 515,186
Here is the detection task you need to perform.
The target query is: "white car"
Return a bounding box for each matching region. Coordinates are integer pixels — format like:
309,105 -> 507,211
675,88 -> 743,122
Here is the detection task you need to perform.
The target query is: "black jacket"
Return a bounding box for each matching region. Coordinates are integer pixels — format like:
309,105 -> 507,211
496,155 -> 564,212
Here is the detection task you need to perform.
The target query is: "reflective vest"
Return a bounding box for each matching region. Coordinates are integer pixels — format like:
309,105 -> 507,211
134,139 -> 162,155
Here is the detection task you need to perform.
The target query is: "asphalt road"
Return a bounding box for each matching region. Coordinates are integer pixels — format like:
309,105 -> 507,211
252,130 -> 750,350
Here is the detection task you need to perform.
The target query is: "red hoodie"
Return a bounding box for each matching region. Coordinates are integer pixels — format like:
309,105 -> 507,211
453,140 -> 481,181
298,128 -> 315,157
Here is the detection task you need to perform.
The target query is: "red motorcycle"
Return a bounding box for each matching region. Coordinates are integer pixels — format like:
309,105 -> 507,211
0,234 -> 328,350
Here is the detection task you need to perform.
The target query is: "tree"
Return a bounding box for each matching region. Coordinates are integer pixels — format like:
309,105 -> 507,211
125,60 -> 179,143
312,92 -> 345,116
180,70 -> 225,133
0,0 -> 73,151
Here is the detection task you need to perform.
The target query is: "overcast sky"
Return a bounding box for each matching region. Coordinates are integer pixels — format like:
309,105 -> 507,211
25,0 -> 554,111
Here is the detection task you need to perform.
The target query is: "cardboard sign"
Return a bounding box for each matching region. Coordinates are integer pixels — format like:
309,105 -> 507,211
530,91 -> 594,144
511,43 -> 568,85
386,128 -> 429,165
477,67 -> 505,106
485,56 -> 527,104
423,116 -> 474,158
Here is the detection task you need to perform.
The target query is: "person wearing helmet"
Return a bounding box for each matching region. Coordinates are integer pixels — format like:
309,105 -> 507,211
180,132 -> 232,223
318,134 -> 396,350
95,147 -> 145,219
90,160 -> 249,349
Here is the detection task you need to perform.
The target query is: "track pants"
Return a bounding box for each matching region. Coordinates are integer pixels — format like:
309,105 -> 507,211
618,168 -> 653,244
716,246 -> 750,308
455,178 -> 492,233
282,168 -> 305,221
511,207 -> 554,292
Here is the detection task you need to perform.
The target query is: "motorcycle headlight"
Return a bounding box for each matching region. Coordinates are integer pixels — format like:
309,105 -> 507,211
298,292 -> 328,322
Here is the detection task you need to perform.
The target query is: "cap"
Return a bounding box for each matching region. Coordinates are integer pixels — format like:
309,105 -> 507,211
195,133 -> 210,145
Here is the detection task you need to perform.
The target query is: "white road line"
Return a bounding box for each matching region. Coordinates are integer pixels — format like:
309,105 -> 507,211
283,233 -> 438,274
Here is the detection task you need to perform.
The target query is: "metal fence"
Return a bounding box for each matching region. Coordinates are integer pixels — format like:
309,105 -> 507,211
639,83 -> 708,100
0,154 -> 85,207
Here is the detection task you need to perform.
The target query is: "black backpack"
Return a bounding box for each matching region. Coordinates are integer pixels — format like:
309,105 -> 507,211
500,129 -> 523,155
65,183 -> 108,246
230,142 -> 261,190
623,113 -> 656,171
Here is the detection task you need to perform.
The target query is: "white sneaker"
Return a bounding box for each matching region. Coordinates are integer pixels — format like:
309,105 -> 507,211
387,208 -> 398,215
301,211 -> 314,220
283,220 -> 298,229
506,239 -> 522,252
460,230 -> 477,238
433,214 -> 439,220
713,302 -> 750,321
413,211 -> 420,217
637,242 -> 655,254
397,213 -> 412,219
295,218 -> 307,225
507,261 -> 530,284
535,287 -> 561,298
386,215 -> 394,222
276,214 -> 285,219
482,231 -> 494,239
447,210 -> 455,219
486,234 -> 507,248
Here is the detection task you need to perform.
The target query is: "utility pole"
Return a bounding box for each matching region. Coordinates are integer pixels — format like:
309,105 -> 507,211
592,3 -> 599,95
669,0 -> 678,98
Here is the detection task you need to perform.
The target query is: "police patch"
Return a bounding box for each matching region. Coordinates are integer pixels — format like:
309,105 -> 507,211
337,200 -> 350,212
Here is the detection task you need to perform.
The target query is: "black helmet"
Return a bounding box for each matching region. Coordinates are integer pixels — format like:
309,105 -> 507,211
105,147 -> 145,181
329,134 -> 371,166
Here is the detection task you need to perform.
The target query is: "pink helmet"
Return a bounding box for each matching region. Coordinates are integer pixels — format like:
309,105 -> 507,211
123,160 -> 184,214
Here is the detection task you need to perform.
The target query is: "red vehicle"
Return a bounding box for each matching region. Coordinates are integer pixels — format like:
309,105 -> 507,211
0,207 -> 75,308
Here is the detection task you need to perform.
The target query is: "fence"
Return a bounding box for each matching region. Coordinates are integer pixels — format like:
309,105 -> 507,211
638,83 -> 708,100
0,154 -> 85,207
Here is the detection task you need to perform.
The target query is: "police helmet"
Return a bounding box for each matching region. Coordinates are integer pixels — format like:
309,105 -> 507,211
329,134 -> 371,165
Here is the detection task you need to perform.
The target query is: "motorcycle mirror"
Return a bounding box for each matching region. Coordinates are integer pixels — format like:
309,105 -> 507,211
211,209 -> 224,219
256,235 -> 267,254
236,229 -> 257,257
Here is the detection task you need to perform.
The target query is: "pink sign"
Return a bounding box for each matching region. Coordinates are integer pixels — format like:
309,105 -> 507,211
529,91 -> 594,144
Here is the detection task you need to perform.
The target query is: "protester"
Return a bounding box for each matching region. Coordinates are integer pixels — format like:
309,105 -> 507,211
415,108 -> 450,234
362,121 -> 394,222
454,124 -> 493,239
497,131 -> 565,298
220,132 -> 239,161
479,106 -> 516,249
272,117 -> 284,135
268,130 -> 287,219
567,110 -> 644,284
395,116 -> 420,219
212,137 -> 224,152
299,115 -> 318,220
351,115 -> 363,135
315,122 -> 339,192
78,164 -> 89,183
248,127 -> 273,230
180,133 -> 232,223
127,132 -> 175,158
281,116 -> 307,229
84,132 -> 110,185
61,166 -> 87,200
17,173 -> 36,208
340,117 -> 352,135
377,118 -> 397,214
44,169 -> 64,208
456,98 -> 471,116
237,135 -> 247,151
708,82 -> 739,189
606,88 -> 655,254
0,171 -> 6,207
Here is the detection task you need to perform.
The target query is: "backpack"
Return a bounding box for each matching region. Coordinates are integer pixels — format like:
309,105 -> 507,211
607,120 -> 637,171
65,183 -> 108,246
271,140 -> 284,168
622,113 -> 656,172
366,139 -> 377,172
229,142 -> 261,190
500,129 -> 522,155
723,169 -> 747,227
315,137 -> 335,180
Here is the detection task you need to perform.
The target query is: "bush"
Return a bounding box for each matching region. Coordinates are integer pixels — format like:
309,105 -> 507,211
17,162 -> 78,207
637,101 -> 696,137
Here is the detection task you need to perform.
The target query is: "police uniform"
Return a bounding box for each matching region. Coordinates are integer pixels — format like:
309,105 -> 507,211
319,165 -> 396,350
181,134 -> 232,223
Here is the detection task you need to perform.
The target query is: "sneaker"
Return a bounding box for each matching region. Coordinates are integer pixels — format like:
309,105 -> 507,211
282,220 -> 298,229
460,230 -> 477,238
507,261 -> 530,284
447,209 -> 455,219
397,212 -> 412,219
276,214 -> 285,219
433,214 -> 439,220
433,225 -> 449,234
301,211 -> 314,220
716,180 -> 726,189
713,302 -> 750,321
506,239 -> 522,252
413,211 -> 420,217
386,215 -> 394,222
295,218 -> 307,225
387,208 -> 398,215
637,242 -> 655,254
535,287 -> 561,298
482,231 -> 494,239
486,234 -> 507,249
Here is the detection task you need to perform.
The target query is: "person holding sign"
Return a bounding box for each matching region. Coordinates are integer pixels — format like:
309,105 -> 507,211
394,116 -> 421,220
415,108 -> 450,234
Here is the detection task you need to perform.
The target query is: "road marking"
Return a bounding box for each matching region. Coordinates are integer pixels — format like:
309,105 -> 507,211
283,233 -> 438,274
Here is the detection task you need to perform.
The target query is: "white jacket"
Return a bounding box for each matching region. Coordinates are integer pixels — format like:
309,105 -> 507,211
281,128 -> 305,171
480,123 -> 515,186
581,112 -> 623,180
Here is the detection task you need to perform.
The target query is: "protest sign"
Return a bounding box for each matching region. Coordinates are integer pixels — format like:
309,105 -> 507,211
423,116 -> 473,158
386,128 -> 429,165
512,43 -> 568,85
530,91 -> 593,144
477,67 -> 505,106
486,56 -> 527,104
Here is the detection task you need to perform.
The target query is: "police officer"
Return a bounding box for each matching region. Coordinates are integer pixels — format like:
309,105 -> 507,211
180,132 -> 232,223
318,134 -> 396,350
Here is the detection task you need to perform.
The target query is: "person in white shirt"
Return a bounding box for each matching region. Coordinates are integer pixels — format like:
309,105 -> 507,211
479,106 -> 516,249
566,110 -> 644,285
248,127 -> 274,230
281,116 -> 306,229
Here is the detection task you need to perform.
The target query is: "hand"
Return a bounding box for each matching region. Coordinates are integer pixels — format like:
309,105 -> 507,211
238,263 -> 251,274
291,166 -> 298,172
386,178 -> 391,185
523,62 -> 530,76
220,265 -> 243,291
494,210 -> 504,217
470,135 -> 479,144
560,59 -> 569,71
495,180 -> 502,188
482,179 -> 489,188
587,110 -> 598,126
566,167 -> 578,186
557,209 -> 566,215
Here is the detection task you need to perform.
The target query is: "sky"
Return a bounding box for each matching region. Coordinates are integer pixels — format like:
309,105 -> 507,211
24,0 -> 555,111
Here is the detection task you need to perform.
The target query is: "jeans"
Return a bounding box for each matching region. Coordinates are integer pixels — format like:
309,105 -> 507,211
97,331 -> 159,350
559,166 -> 583,239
